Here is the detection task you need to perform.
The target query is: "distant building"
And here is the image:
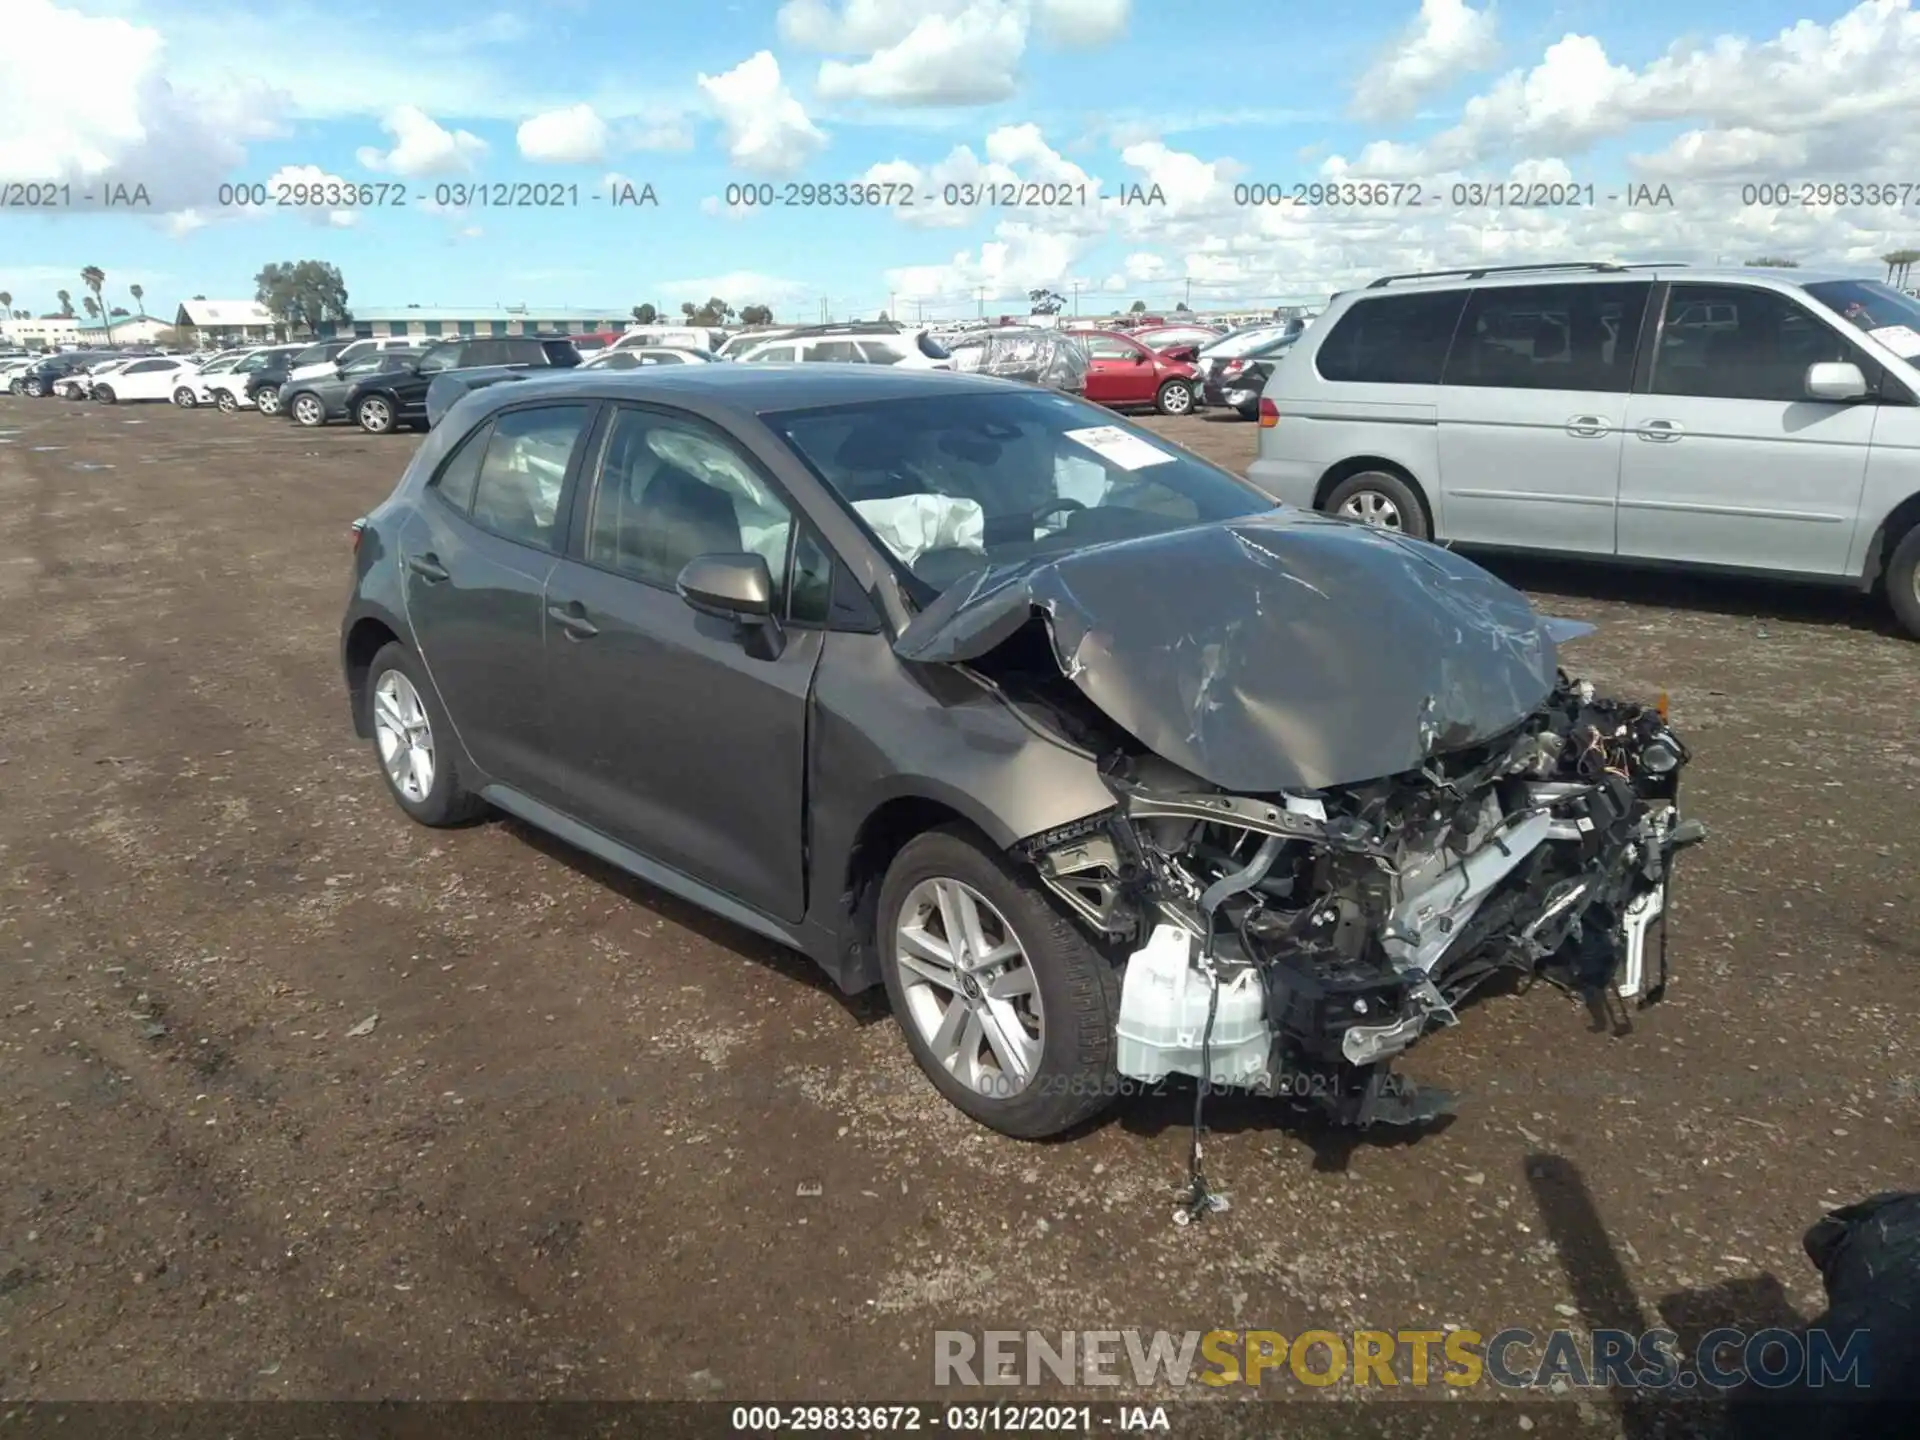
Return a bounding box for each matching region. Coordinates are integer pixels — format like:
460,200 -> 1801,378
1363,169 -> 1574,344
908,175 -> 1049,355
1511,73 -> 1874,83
1,316 -> 86,347
314,306 -> 630,340
74,316 -> 172,345
174,300 -> 279,345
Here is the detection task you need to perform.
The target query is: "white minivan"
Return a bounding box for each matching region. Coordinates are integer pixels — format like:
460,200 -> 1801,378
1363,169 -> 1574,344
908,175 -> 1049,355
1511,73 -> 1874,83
1247,262 -> 1920,637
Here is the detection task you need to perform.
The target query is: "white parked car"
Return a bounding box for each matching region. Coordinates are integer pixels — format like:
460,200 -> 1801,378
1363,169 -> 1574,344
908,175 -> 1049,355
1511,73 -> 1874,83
202,344 -> 306,412
580,346 -> 717,370
610,324 -> 725,354
173,349 -> 254,407
89,356 -> 198,404
736,324 -> 953,369
283,336 -> 420,388
52,358 -> 135,399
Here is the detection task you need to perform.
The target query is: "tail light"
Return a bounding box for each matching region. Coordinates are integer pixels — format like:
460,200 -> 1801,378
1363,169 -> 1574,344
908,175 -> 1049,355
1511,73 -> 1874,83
1221,360 -> 1247,379
350,518 -> 367,554
1258,398 -> 1278,427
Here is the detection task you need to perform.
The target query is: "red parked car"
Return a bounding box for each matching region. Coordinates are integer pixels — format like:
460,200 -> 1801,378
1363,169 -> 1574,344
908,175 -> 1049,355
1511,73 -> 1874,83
1079,329 -> 1200,415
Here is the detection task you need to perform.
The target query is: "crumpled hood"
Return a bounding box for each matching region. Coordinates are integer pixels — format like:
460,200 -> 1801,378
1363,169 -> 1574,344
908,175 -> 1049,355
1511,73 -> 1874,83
892,509 -> 1569,793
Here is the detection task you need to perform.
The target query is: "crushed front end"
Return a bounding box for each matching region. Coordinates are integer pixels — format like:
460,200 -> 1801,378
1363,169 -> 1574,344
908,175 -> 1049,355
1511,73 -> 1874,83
1023,672 -> 1707,1128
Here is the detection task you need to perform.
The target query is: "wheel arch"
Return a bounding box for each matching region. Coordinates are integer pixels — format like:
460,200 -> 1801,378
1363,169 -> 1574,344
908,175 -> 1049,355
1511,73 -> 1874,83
342,614 -> 403,739
1314,455 -> 1435,532
1859,491 -> 1920,593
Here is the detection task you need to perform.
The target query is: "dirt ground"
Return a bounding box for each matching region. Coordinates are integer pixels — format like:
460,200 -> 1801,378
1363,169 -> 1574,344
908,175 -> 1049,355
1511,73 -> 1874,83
0,394 -> 1915,1419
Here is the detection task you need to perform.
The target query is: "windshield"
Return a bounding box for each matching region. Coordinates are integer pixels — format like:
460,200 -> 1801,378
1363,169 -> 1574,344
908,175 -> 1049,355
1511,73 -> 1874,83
1803,279 -> 1920,354
293,344 -> 338,366
765,388 -> 1276,598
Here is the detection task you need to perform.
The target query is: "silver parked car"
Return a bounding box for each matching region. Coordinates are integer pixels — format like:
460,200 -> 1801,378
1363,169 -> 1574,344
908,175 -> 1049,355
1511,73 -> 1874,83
1247,262 -> 1920,637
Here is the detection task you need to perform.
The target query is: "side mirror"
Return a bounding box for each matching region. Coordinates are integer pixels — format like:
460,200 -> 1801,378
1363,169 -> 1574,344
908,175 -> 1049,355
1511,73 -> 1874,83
678,552 -> 774,621
1132,353 -> 1149,363
1806,361 -> 1868,401
678,552 -> 784,658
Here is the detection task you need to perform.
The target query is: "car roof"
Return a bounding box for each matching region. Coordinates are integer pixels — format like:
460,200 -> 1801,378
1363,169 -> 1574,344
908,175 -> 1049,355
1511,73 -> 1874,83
448,362 -> 1017,421
1350,263 -> 1868,297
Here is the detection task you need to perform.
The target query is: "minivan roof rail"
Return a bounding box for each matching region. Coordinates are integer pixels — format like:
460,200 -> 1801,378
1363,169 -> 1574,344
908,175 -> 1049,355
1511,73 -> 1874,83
1365,261 -> 1686,289
777,321 -> 905,337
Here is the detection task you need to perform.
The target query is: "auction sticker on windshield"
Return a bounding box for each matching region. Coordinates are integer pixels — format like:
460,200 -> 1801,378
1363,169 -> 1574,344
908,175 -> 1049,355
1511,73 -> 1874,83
1065,425 -> 1175,470
1868,323 -> 1920,358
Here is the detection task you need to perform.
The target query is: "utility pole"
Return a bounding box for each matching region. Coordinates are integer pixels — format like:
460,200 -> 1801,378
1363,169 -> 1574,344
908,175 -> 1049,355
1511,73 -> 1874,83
1071,283 -> 1079,317
1184,278 -> 1192,310
888,291 -> 896,319
976,286 -> 985,317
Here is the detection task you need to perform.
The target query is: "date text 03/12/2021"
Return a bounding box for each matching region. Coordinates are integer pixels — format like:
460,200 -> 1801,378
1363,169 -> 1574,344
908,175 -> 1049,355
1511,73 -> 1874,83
720,180 -> 1168,209
1230,180 -> 1678,208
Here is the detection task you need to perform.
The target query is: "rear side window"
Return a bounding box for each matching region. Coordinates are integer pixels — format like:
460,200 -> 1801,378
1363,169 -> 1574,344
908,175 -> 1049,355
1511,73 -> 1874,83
1442,282 -> 1650,392
810,340 -> 864,362
469,405 -> 594,550
431,421 -> 493,515
856,341 -> 901,365
1315,291 -> 1466,385
542,341 -> 582,367
751,344 -> 798,362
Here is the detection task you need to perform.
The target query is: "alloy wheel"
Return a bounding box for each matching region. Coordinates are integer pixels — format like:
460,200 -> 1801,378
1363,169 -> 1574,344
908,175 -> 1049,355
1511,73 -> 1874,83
1337,489 -> 1404,529
358,397 -> 392,433
256,389 -> 281,415
1161,382 -> 1193,415
217,391 -> 237,413
173,387 -> 196,408
893,877 -> 1044,1097
292,395 -> 323,426
371,669 -> 435,803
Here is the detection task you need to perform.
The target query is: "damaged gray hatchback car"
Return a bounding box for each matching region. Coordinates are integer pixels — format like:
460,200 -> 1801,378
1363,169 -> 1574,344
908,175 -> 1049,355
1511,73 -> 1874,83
341,365 -> 1705,1140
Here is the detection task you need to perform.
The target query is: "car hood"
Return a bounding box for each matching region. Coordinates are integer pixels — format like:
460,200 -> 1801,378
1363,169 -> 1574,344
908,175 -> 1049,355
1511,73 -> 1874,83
891,510 -> 1580,793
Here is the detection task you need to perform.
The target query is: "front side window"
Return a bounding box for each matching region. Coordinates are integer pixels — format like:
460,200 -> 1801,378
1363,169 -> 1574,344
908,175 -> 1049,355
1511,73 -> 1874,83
640,350 -> 684,365
809,340 -> 864,362
1651,284 -> 1862,402
749,344 -> 798,362
766,388 -> 1273,597
1315,290 -> 1466,385
416,343 -> 462,374
1085,335 -> 1140,361
468,405 -> 593,549
583,408 -> 798,601
1442,282 -> 1649,392
857,341 -> 902,365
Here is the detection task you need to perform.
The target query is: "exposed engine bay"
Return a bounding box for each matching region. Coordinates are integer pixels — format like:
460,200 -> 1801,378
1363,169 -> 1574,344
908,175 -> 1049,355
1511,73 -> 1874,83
1017,671 -> 1707,1130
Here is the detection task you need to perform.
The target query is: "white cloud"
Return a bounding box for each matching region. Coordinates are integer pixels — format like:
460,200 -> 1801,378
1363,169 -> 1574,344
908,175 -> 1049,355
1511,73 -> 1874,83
697,52 -> 827,175
259,164 -> 360,228
518,104 -> 610,164
619,116 -> 696,151
1353,0 -> 1499,121
1034,0 -> 1130,46
0,0 -> 281,223
784,0 -> 1128,108
355,106 -> 487,177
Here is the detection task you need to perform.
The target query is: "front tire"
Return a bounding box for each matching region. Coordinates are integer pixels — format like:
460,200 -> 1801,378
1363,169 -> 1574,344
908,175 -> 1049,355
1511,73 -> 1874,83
254,387 -> 282,416
93,384 -> 117,404
290,393 -> 325,427
23,377 -> 45,397
363,642 -> 486,827
1155,378 -> 1194,416
215,390 -> 238,414
355,394 -> 394,433
877,828 -> 1121,1140
1323,469 -> 1430,541
173,386 -> 197,408
1886,524 -> 1920,639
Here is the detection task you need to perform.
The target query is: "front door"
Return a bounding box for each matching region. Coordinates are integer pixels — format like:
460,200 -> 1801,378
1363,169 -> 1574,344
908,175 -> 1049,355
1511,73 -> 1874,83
399,402 -> 596,800
1436,280 -> 1651,554
542,404 -> 823,922
1617,283 -> 1874,576
1083,334 -> 1156,405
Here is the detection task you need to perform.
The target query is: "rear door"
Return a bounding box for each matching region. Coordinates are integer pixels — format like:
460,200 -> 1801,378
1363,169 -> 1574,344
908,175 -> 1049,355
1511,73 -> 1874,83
1617,282 -> 1875,575
1436,281 -> 1651,554
398,402 -> 597,800
540,404 -> 826,921
113,358 -> 179,399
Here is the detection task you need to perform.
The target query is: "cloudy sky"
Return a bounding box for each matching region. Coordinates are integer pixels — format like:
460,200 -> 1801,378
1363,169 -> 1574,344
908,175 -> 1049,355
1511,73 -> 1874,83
5,0 -> 1920,321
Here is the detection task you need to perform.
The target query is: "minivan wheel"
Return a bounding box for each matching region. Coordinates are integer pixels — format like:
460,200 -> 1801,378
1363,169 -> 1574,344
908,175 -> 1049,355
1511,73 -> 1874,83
1156,378 -> 1195,415
290,393 -> 325,426
1885,525 -> 1920,639
1323,470 -> 1430,540
364,642 -> 486,826
215,390 -> 238,414
173,386 -> 197,408
356,395 -> 394,433
877,827 -> 1121,1140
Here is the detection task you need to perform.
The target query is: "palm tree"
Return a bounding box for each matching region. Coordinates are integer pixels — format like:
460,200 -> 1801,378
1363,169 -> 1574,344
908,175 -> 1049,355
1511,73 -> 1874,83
129,283 -> 145,317
80,266 -> 112,342
56,289 -> 73,318
0,291 -> 10,343
82,297 -> 100,320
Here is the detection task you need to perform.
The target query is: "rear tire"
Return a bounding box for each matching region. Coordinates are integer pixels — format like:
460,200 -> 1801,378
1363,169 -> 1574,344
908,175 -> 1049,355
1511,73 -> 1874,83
363,642 -> 487,827
1322,469 -> 1430,541
877,827 -> 1121,1140
1886,525 -> 1920,639
355,394 -> 395,433
215,390 -> 238,414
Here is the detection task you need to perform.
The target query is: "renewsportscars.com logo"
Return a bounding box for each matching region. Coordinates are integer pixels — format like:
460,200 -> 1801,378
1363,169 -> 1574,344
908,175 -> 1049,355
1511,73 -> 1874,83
933,1327 -> 1872,1391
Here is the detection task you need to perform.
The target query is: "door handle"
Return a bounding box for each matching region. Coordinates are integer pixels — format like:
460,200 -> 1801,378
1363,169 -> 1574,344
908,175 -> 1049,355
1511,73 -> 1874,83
546,602 -> 599,639
1636,420 -> 1684,442
405,553 -> 449,582
1565,415 -> 1610,438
